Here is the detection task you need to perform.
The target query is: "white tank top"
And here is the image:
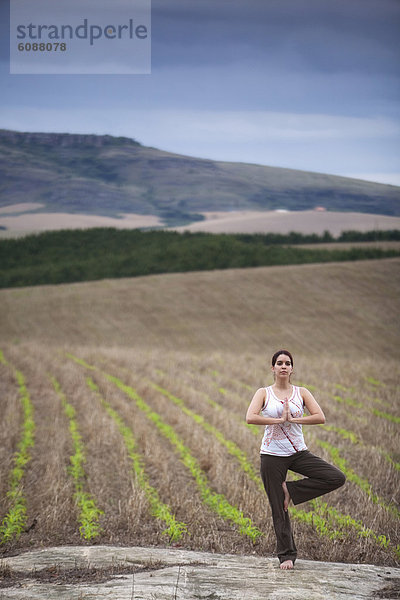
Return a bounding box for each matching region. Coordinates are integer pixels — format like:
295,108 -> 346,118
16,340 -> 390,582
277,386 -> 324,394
260,385 -> 307,456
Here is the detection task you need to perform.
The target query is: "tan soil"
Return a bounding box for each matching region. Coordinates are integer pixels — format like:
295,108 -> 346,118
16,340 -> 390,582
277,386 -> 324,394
0,211 -> 162,234
172,210 -> 400,236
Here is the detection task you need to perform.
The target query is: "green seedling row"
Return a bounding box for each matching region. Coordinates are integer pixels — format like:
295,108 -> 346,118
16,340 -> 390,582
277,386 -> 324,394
320,425 -> 360,445
365,377 -> 385,387
148,380 -> 399,548
333,383 -> 356,394
243,395 -> 397,552
148,373 -> 360,545
134,367 -> 223,412
148,382 -> 261,485
66,354 -> 398,554
86,377 -> 188,542
285,473 -> 399,558
315,439 -> 400,519
196,372 -> 399,552
209,368 -> 254,392
68,354 -> 261,540
151,379 -> 350,543
161,373 -> 384,545
0,364 -> 35,544
50,376 -> 103,540
244,418 -> 353,541
378,451 -> 400,472
104,373 -> 262,542
367,395 -> 391,409
371,409 -> 400,425
332,394 -> 363,409
312,501 -> 400,560
206,376 -> 399,555
331,382 -> 398,425
200,391 -> 223,411
321,424 -> 399,471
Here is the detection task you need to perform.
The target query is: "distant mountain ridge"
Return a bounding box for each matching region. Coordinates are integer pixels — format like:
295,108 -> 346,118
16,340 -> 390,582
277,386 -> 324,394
1,129 -> 399,225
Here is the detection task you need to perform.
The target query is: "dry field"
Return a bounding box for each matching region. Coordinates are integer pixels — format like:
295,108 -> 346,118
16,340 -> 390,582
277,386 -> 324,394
0,208 -> 162,238
1,206 -> 400,239
173,210 -> 400,236
0,259 -> 399,567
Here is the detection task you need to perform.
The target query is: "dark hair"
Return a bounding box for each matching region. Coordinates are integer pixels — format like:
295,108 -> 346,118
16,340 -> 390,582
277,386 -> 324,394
271,349 -> 293,367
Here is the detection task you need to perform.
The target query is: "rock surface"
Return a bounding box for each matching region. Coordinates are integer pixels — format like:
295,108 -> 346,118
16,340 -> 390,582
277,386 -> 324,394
0,545 -> 399,600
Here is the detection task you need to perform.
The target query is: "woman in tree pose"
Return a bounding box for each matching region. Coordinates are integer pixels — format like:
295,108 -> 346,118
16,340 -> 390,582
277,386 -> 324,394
246,349 -> 345,570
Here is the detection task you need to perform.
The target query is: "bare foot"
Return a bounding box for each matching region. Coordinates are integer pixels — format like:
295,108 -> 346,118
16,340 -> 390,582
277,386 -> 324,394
280,560 -> 294,570
282,481 -> 290,512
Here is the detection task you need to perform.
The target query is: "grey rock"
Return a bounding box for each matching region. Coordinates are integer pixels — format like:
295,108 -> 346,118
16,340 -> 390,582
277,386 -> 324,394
0,545 -> 398,599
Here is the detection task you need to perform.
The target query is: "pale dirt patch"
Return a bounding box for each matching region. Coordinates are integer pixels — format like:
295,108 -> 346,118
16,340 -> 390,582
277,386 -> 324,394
0,203 -> 45,214
0,212 -> 163,235
2,209 -> 400,238
171,210 -> 400,236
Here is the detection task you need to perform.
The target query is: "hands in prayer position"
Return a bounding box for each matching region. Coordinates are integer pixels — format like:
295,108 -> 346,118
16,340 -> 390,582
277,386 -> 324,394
281,398 -> 293,423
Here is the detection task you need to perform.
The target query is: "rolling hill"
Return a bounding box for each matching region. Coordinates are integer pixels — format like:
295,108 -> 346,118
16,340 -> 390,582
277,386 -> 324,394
1,129 -> 399,228
1,258 -> 399,358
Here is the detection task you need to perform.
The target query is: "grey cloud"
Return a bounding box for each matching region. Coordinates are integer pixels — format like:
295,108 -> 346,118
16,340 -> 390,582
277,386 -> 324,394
152,0 -> 400,77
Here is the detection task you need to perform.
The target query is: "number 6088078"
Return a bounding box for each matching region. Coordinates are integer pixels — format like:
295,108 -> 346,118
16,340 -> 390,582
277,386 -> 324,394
17,42 -> 67,51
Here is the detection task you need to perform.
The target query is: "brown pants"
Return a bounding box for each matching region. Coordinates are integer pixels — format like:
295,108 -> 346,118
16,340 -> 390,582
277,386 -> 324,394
260,450 -> 346,564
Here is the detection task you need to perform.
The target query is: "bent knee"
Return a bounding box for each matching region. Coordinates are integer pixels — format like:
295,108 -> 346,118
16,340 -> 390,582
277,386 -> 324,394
332,470 -> 346,489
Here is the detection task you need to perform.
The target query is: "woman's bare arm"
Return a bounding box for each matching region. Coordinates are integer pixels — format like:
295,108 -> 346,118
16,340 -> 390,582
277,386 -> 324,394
286,387 -> 325,425
246,388 -> 285,425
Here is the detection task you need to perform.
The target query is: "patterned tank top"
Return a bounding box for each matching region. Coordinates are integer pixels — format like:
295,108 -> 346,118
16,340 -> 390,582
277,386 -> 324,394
260,385 -> 307,456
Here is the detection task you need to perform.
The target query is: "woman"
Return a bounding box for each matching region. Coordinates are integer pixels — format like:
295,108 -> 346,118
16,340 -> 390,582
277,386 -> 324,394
246,349 -> 345,570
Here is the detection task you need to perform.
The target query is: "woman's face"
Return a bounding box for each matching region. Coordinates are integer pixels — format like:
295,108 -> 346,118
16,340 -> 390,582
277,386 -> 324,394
271,354 -> 293,378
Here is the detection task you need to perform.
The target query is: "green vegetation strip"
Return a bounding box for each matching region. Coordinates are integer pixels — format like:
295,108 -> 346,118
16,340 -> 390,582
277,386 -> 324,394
315,440 -> 400,519
234,379 -> 399,555
0,357 -> 35,544
152,377 -> 352,543
202,372 -> 400,556
329,382 -> 399,467
50,376 -> 103,540
378,451 -> 400,472
320,425 -> 360,445
333,377 -> 400,420
149,381 -> 376,547
304,500 -> 398,557
192,370 -> 399,550
365,377 -> 385,387
208,369 -> 254,392
149,382 -> 260,484
277,469 -> 398,557
371,408 -> 400,425
321,424 -> 400,471
2,228 -> 400,288
107,375 -> 262,541
67,355 -> 261,542
175,369 -> 389,545
85,377 -> 188,542
332,393 -> 399,424
331,394 -> 363,409
67,357 -> 398,556
243,421 -> 353,541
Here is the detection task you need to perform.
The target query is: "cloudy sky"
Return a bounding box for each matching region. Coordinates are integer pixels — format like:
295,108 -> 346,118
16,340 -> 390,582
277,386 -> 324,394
1,0 -> 399,185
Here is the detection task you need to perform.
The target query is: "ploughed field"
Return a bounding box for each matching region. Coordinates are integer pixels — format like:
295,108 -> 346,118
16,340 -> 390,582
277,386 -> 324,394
0,259 -> 399,566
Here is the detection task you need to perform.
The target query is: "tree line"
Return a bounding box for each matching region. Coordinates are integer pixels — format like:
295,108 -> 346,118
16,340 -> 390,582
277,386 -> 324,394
0,228 -> 399,288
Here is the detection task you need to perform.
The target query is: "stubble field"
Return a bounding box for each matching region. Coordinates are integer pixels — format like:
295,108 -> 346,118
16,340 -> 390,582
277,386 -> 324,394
0,258 -> 399,567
